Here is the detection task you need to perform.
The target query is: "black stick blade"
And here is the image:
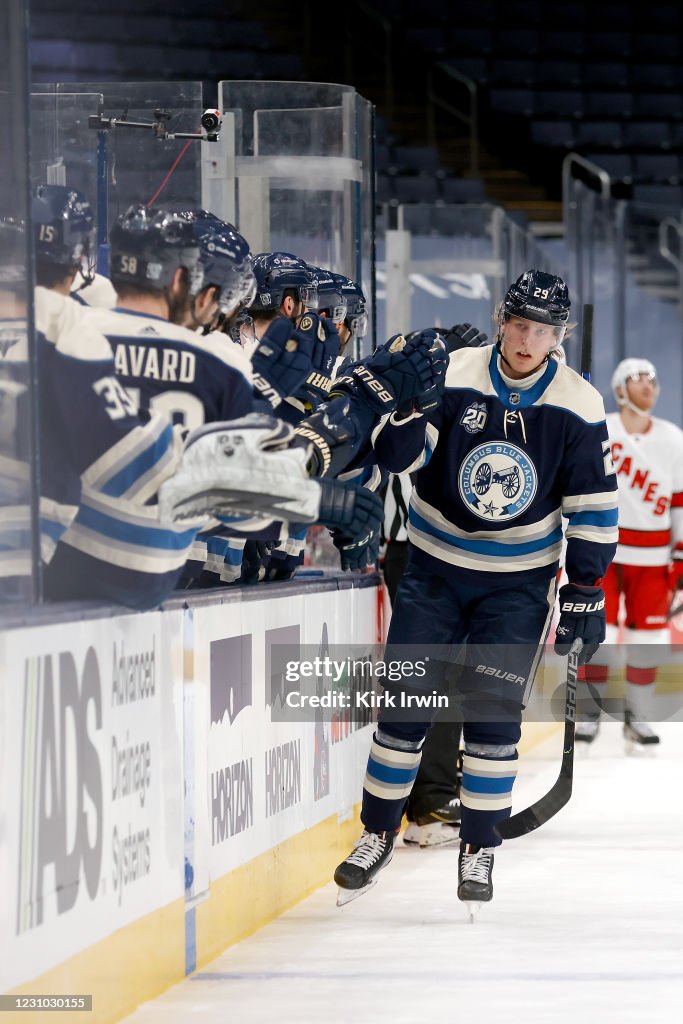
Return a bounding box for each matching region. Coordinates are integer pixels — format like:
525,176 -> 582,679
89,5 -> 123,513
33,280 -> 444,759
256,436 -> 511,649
494,641 -> 582,841
494,761 -> 573,839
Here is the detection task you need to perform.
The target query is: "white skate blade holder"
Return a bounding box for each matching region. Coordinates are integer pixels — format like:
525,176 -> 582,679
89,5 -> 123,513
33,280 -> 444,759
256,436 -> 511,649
624,734 -> 659,757
404,821 -> 460,848
464,900 -> 483,923
336,880 -> 378,907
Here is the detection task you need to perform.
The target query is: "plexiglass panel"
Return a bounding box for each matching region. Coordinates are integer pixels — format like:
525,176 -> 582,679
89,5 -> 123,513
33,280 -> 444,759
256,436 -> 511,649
375,202 -> 552,352
32,81 -> 204,272
0,0 -> 36,603
216,81 -> 375,358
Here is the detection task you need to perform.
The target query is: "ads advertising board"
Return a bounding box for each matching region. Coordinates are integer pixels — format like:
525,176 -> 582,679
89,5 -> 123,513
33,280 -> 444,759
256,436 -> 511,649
190,584 -> 378,887
0,611 -> 185,993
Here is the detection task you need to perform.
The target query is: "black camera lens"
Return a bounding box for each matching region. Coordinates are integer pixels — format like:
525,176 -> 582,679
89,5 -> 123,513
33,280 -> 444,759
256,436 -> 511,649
201,109 -> 221,133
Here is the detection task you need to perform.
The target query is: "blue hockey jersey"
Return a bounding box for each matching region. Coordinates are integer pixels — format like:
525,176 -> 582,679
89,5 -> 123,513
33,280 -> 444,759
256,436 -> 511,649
373,345 -> 619,586
32,289 -> 203,608
83,307 -> 254,431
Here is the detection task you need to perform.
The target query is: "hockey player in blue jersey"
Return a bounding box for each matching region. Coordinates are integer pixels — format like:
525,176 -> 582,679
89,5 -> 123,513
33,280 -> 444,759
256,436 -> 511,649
334,269 -> 619,914
32,184 -> 97,297
32,184 -> 118,308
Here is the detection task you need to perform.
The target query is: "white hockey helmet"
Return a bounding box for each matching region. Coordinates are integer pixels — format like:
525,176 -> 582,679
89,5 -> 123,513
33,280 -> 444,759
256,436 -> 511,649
611,358 -> 659,410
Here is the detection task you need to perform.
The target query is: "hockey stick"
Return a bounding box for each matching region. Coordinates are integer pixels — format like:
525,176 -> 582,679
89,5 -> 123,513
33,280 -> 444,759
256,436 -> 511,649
580,302 -> 593,382
495,638 -> 583,839
495,303 -> 594,840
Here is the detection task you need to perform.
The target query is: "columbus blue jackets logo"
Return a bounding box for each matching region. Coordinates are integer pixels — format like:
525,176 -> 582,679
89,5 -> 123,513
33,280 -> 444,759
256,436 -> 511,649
460,401 -> 488,434
459,442 -> 537,521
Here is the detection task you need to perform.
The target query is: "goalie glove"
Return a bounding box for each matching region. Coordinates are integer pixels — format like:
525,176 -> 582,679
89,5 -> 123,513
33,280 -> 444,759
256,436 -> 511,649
250,316 -> 315,410
554,582 -> 606,666
157,414 -> 323,523
157,414 -> 381,529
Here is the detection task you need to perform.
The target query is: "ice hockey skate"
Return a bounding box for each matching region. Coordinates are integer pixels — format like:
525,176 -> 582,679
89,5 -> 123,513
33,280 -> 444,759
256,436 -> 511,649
334,829 -> 396,906
624,709 -> 660,755
403,798 -> 461,848
458,842 -> 494,922
575,717 -> 600,749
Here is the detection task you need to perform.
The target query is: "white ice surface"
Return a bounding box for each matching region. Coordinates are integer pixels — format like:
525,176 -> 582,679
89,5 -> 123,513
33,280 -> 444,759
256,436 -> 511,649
123,721 -> 683,1024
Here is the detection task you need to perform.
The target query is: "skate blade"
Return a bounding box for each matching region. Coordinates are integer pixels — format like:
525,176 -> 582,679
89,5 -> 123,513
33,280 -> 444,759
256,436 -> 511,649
336,880 -> 377,907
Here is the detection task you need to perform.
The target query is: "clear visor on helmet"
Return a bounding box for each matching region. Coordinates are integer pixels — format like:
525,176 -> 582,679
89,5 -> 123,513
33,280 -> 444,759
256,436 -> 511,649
228,309 -> 256,349
218,265 -> 257,314
73,228 -> 97,284
186,250 -> 205,297
347,310 -> 368,338
501,311 -> 566,346
299,283 -> 319,309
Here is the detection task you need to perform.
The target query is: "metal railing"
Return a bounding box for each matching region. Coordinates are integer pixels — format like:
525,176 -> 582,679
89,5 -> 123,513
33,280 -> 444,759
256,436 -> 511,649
563,151 -> 626,364
659,214 -> 683,316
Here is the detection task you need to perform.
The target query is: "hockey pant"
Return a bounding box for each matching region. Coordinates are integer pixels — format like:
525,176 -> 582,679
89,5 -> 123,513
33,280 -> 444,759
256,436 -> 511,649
361,561 -> 556,847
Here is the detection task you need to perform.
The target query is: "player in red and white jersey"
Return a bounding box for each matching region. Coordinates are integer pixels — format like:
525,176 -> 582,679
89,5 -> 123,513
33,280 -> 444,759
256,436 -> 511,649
576,357 -> 683,749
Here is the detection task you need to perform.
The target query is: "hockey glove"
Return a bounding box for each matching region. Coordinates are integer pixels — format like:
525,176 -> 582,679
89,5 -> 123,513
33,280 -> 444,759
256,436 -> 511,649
317,478 -> 384,547
294,397 -> 360,477
239,540 -> 274,584
290,313 -> 340,409
331,521 -> 381,571
554,582 -> 606,666
250,316 -> 315,410
669,550 -> 683,593
442,322 -> 489,353
264,542 -> 305,581
406,322 -> 488,354
335,330 -> 448,416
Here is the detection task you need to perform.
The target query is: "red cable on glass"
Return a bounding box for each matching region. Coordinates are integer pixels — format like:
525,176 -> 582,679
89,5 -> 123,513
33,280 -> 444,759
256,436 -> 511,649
145,139 -> 193,207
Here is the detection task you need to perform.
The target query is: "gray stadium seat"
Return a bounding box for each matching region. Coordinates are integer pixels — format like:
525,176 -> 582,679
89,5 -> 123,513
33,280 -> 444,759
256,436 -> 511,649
534,90 -> 583,118
633,154 -> 679,182
439,176 -> 486,202
622,121 -> 673,149
530,120 -> 577,148
584,92 -> 634,119
575,120 -> 623,149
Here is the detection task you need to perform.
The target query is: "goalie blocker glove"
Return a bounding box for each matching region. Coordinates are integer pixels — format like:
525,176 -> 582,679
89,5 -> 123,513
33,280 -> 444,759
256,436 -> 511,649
554,582 -> 606,666
157,414 -> 384,539
334,330 -> 448,416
